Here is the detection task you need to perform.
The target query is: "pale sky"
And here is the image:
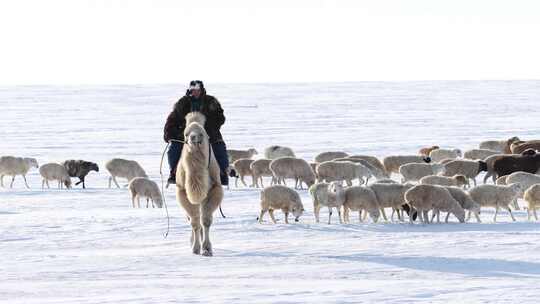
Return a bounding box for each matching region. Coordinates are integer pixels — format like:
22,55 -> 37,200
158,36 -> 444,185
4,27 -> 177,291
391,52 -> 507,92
1,0 -> 539,85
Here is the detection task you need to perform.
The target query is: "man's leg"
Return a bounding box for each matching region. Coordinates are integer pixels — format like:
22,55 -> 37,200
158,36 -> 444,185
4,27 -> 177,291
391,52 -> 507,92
167,141 -> 183,183
211,141 -> 229,186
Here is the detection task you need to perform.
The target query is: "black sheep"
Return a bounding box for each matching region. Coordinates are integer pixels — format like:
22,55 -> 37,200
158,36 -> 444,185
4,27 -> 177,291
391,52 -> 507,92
62,160 -> 99,189
493,154 -> 540,178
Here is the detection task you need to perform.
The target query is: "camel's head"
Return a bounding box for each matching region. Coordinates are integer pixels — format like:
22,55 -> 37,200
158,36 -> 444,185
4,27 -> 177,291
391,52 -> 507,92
184,113 -> 208,151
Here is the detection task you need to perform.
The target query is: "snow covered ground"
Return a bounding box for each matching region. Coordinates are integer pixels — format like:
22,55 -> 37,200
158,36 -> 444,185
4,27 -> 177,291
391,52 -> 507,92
2,81 -> 540,303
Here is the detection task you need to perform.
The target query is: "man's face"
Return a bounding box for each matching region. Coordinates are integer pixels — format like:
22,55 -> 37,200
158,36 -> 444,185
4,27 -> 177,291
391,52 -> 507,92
191,88 -> 201,98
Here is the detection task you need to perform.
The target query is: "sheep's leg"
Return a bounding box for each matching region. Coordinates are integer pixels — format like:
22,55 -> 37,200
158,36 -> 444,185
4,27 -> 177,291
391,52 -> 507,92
269,210 -> 277,224
512,199 -> 520,210
390,208 -> 396,221
282,178 -> 287,187
507,207 -> 516,221
474,211 -> 482,223
314,203 -> 320,223
258,209 -> 267,223
466,210 -> 471,222
358,210 -> 362,223
46,180 -> 50,189
472,178 -> 477,187
430,211 -> 437,223
0,175 -> 4,187
137,196 -> 141,208
346,179 -> 352,187
493,207 -> 499,222
10,176 -> 16,188
527,207 -> 531,221
534,208 -> 538,221
445,212 -> 451,223
81,177 -> 86,189
146,198 -> 150,208
240,175 -> 248,187
131,194 -> 136,208
260,177 -> 265,188
423,210 -> 430,224
235,176 -> 239,188
380,208 -> 388,222
343,207 -> 349,223
284,211 -> 290,224
436,211 -> 441,223
358,177 -> 364,185
337,207 -> 342,224
112,176 -> 121,188
328,207 -> 333,224
108,177 -> 112,188
58,180 -> 62,189
416,210 -> 423,224
22,175 -> 30,189
362,210 -> 368,221
41,179 -> 45,189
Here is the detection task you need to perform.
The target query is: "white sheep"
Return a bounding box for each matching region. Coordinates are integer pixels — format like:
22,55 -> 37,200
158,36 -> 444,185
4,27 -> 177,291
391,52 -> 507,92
504,172 -> 540,209
429,148 -> 462,163
398,163 -> 445,183
444,186 -> 481,223
0,156 -> 39,189
404,184 -> 465,224
468,183 -> 522,222
369,183 -> 415,222
250,158 -> 273,188
523,184 -> 540,221
333,158 -> 388,180
105,158 -> 148,188
479,137 -> 519,154
463,149 -> 500,160
442,159 -> 487,187
314,151 -> 349,163
232,158 -> 255,188
227,148 -> 258,163
342,186 -> 381,223
309,181 -> 346,224
264,145 -> 296,159
316,161 -> 372,186
420,174 -> 469,188
269,157 -> 316,189
382,155 -> 430,175
128,177 -> 163,208
347,155 -> 388,177
39,163 -> 72,189
258,185 -> 304,224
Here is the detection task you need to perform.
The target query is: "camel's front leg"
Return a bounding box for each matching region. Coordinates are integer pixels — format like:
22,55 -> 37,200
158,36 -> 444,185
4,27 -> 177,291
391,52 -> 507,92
177,188 -> 202,255
200,184 -> 224,257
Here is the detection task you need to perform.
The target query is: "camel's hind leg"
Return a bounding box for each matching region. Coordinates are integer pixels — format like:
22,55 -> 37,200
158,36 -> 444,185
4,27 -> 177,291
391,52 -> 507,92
177,188 -> 202,255
200,184 -> 224,257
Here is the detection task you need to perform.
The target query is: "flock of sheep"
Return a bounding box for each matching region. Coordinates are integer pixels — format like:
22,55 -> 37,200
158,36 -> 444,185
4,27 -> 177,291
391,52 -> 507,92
229,138 -> 540,224
3,137 -> 540,225
0,157 -> 162,209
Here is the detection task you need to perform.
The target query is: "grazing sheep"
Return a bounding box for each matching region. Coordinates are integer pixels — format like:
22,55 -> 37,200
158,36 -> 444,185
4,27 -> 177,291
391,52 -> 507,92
398,163 -> 445,183
128,177 -> 163,208
523,184 -> 540,221
259,185 -> 304,224
105,158 -> 148,188
314,151 -> 349,163
250,159 -> 273,188
347,155 -> 387,177
269,157 -> 316,189
62,160 -> 99,189
404,184 -> 465,224
383,155 -> 431,175
342,186 -> 381,223
418,145 -> 440,156
429,148 -> 462,163
264,145 -> 296,159
316,161 -> 372,186
442,159 -> 488,187
444,186 -> 481,223
510,140 -> 540,154
469,184 -> 522,222
309,181 -> 346,224
479,136 -> 520,154
39,163 -> 72,189
232,158 -> 254,188
463,149 -> 500,160
420,174 -> 469,188
505,171 -> 540,210
493,153 -> 540,178
333,158 -> 388,179
369,183 -> 415,222
0,156 -> 39,189
227,148 -> 258,163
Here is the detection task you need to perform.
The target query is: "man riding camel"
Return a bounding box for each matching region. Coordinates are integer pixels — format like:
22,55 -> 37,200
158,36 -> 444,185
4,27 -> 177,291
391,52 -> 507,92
163,80 -> 229,186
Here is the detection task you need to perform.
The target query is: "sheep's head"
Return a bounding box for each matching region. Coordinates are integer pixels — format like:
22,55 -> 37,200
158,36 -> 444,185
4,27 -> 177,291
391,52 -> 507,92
153,196 -> 164,208
509,183 -> 524,196
432,163 -> 445,175
64,178 -> 72,189
248,148 -> 258,157
85,162 -> 99,172
24,158 -> 39,169
454,175 -> 469,187
329,181 -> 344,194
291,203 -> 304,222
453,207 -> 466,223
508,136 -> 521,144
369,207 -> 381,223
454,149 -> 463,157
